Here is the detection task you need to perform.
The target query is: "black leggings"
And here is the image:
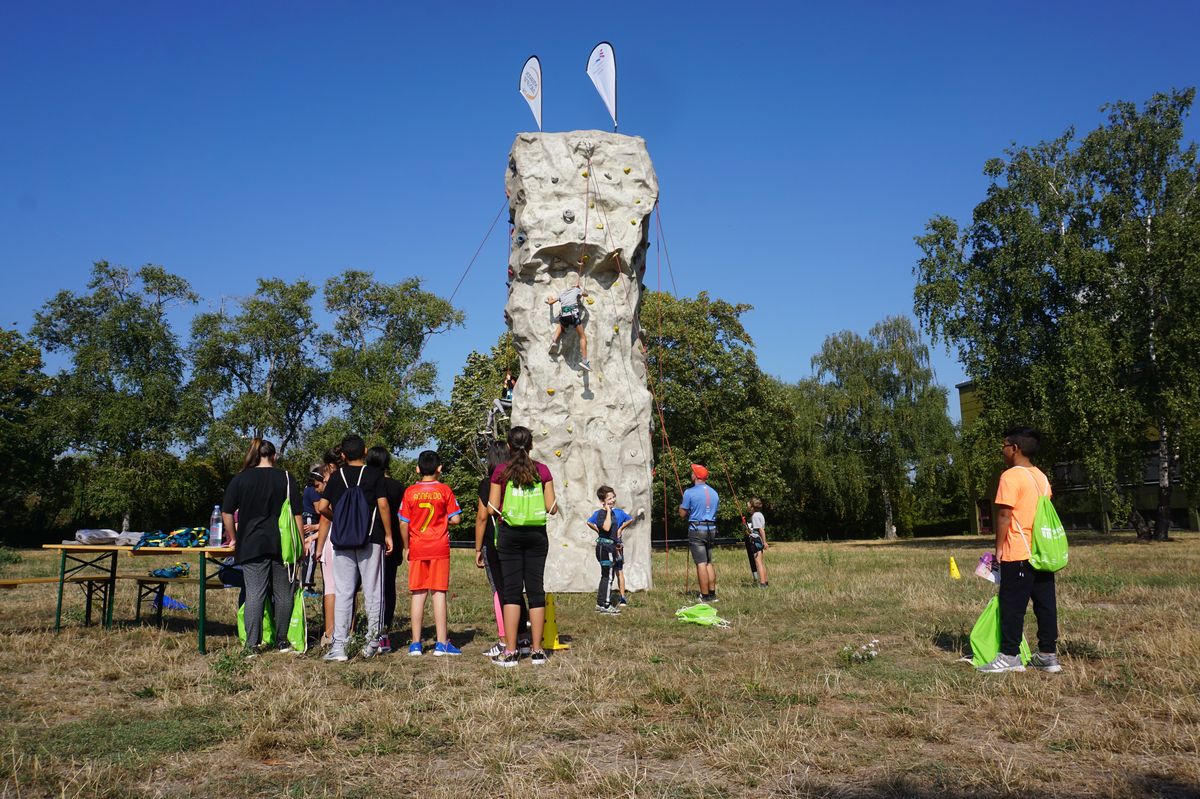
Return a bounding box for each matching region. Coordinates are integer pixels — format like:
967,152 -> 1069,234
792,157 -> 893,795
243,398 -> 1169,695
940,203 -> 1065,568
483,540 -> 530,633
383,547 -> 402,629
496,522 -> 548,609
999,560 -> 1058,655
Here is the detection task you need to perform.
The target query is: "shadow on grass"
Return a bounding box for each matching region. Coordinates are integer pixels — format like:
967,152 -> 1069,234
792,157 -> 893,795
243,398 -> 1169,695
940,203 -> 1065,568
929,627 -> 970,658
784,774 -> 1200,798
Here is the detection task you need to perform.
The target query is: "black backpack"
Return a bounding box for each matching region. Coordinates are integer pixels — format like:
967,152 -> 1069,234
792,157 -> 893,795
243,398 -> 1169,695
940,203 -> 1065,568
330,467 -> 376,549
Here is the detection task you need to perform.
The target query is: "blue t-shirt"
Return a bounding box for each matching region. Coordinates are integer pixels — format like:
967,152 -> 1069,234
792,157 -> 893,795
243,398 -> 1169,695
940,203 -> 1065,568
302,485 -> 322,520
588,508 -> 632,539
680,484 -> 719,524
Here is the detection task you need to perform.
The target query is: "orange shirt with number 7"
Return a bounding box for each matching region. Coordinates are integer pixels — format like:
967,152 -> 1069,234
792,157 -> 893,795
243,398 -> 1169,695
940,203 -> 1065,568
399,480 -> 461,560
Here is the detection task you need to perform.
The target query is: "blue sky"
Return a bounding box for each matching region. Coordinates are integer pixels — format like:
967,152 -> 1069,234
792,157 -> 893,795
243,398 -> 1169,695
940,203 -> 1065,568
3,1 -> 1198,422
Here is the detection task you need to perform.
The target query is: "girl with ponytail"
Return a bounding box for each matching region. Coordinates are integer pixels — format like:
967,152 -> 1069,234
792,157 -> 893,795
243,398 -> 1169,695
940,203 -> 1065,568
487,426 -> 557,667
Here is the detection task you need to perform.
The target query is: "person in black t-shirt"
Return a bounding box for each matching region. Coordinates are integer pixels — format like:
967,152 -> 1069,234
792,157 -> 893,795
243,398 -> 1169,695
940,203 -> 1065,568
221,439 -> 303,654
368,446 -> 406,642
314,434 -> 394,662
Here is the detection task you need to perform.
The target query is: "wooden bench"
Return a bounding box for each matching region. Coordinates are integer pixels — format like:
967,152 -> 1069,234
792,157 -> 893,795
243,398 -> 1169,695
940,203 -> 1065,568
0,575 -> 103,589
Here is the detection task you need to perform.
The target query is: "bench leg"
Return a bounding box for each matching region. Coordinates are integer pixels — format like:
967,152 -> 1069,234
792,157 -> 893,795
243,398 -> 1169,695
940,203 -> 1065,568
155,583 -> 165,626
54,550 -> 67,633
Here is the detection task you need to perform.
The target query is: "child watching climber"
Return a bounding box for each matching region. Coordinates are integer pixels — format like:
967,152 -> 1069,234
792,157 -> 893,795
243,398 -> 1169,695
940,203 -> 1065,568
546,283 -> 591,372
399,450 -> 463,656
746,498 -> 769,588
587,486 -> 634,613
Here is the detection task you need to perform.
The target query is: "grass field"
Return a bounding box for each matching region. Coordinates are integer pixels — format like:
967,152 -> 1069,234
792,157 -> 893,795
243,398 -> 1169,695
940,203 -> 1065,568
0,533 -> 1197,798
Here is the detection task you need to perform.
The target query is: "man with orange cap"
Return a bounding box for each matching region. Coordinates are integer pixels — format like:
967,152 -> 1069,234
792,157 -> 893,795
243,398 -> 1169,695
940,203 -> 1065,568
679,463 -> 720,602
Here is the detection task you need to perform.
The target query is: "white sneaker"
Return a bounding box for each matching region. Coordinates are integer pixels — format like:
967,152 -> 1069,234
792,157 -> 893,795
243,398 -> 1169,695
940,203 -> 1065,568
977,653 -> 1025,673
482,641 -> 505,658
323,647 -> 348,663
1030,652 -> 1063,673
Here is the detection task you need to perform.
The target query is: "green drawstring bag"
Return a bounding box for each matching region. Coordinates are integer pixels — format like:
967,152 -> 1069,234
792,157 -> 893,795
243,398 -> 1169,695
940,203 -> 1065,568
237,603 -> 276,648
969,595 -> 1031,667
502,480 -> 547,526
286,584 -> 307,653
1022,469 -> 1068,572
675,603 -> 729,627
278,472 -> 301,565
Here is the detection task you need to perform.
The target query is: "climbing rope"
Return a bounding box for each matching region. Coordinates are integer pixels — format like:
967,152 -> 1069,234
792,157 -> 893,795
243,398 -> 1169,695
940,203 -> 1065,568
399,197 -> 509,390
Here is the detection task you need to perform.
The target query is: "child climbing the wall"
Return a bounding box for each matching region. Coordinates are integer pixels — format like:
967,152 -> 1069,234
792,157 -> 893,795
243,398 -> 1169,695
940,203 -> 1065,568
546,283 -> 591,372
587,485 -> 634,613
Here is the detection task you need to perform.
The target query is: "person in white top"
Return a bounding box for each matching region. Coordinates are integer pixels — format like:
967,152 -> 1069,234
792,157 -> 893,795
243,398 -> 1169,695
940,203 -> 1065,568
546,284 -> 591,372
746,498 -> 769,588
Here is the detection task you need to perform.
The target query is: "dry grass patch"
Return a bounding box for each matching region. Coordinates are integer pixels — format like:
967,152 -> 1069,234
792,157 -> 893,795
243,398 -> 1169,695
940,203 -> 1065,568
0,532 -> 1197,797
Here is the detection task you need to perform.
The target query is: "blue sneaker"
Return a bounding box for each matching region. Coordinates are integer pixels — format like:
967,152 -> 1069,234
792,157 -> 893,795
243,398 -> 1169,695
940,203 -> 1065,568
433,641 -> 462,657
407,641 -> 423,657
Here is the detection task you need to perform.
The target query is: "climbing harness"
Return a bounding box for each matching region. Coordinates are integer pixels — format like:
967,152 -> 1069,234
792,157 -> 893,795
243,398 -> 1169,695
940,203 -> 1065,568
149,561 -> 190,579
133,528 -> 208,550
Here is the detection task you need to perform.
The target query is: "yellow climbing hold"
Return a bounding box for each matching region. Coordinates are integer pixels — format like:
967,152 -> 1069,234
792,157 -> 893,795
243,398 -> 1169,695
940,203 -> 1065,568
566,426 -> 573,433
581,170 -> 589,178
546,388 -> 555,396
614,325 -> 620,332
630,220 -> 637,225
595,223 -> 604,230
589,202 -> 594,209
585,297 -> 595,305
554,449 -> 562,457
635,198 -> 641,204
582,254 -> 590,261
541,428 -> 548,436
623,167 -> 631,174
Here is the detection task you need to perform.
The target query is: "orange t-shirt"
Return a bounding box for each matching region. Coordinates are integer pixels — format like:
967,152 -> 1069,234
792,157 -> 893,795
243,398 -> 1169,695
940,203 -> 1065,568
994,466 -> 1051,562
398,481 -> 461,560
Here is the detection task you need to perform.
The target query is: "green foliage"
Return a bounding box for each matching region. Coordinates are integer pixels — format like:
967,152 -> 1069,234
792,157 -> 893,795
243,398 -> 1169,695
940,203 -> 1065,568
188,277 -> 325,456
811,317 -> 959,537
322,270 -> 464,450
430,333 -> 518,525
31,262 -> 197,530
643,291 -> 788,527
914,88 -> 1200,538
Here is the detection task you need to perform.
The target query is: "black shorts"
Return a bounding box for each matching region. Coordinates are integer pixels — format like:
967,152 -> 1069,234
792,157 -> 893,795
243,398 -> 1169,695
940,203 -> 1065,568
688,525 -> 717,565
559,312 -> 582,329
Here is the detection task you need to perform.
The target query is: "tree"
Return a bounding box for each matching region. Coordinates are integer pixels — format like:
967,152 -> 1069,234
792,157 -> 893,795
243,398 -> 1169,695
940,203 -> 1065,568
643,291 -> 788,529
915,89 -> 1200,539
32,262 -> 197,530
812,316 -> 956,539
321,271 -> 464,450
429,334 -> 519,523
188,278 -> 325,456
0,329 -> 57,541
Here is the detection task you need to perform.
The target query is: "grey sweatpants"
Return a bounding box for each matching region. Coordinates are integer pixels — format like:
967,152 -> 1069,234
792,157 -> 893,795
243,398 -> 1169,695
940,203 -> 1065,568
243,556 -> 294,649
333,543 -> 385,647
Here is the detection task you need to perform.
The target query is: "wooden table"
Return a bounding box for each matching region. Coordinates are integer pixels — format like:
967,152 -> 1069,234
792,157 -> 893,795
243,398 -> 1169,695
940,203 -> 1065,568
43,544 -> 235,654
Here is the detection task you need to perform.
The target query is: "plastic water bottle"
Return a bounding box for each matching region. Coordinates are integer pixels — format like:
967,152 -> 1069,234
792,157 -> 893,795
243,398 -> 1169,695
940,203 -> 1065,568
209,505 -> 223,547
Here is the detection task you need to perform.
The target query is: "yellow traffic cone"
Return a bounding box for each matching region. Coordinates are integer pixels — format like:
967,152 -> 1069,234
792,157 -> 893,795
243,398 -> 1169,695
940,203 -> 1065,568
949,557 -> 962,580
543,593 -> 571,651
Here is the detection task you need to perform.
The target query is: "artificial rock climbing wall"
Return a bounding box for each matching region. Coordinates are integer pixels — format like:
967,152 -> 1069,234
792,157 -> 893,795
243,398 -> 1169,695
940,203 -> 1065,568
505,131 -> 658,593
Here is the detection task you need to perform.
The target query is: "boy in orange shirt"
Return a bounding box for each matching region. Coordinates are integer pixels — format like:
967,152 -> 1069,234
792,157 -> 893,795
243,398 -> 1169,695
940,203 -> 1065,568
398,451 -> 463,656
978,426 -> 1062,674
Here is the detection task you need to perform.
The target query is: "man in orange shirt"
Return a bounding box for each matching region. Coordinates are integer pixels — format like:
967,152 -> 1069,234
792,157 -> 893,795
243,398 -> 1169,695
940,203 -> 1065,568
978,427 -> 1062,674
399,451 -> 462,657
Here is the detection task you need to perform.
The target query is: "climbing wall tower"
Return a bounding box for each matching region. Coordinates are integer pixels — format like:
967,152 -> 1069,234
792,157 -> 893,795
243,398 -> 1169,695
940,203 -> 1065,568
505,131 -> 658,593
